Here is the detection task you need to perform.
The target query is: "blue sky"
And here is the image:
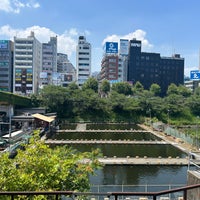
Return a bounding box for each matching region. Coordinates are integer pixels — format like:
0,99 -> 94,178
0,0 -> 200,76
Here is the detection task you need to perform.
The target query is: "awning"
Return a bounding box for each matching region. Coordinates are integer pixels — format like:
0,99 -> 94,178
32,113 -> 55,123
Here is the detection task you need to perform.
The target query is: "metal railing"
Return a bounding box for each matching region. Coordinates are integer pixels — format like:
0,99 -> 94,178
0,183 -> 200,200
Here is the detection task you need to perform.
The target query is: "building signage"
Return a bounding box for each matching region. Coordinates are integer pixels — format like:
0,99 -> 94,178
40,72 -> 48,79
0,40 -> 8,49
120,39 -> 129,55
105,42 -> 118,54
131,42 -> 141,47
190,70 -> 200,80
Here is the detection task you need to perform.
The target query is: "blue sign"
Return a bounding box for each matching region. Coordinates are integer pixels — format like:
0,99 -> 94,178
190,70 -> 200,80
0,40 -> 8,49
105,42 -> 118,54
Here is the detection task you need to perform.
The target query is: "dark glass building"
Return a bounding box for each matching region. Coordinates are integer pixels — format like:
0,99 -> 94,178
0,40 -> 14,92
127,39 -> 184,96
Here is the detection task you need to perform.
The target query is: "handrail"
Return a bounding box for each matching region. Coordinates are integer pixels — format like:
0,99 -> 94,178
112,183 -> 200,199
0,184 -> 199,200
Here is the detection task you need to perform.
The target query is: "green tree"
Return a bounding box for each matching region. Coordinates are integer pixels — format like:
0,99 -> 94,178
67,82 -> 79,91
100,80 -> 110,97
132,81 -> 144,94
71,89 -> 110,121
111,82 -> 132,95
0,134 -> 102,198
82,77 -> 98,93
194,87 -> 200,96
177,85 -> 192,97
167,83 -> 179,95
150,83 -> 161,96
39,85 -> 69,117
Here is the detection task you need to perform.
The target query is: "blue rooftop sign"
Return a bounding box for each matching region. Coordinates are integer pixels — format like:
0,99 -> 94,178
105,42 -> 118,54
190,70 -> 200,80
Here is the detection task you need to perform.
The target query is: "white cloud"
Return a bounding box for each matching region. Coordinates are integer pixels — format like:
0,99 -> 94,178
102,29 -> 153,51
0,25 -> 79,59
0,0 -> 40,13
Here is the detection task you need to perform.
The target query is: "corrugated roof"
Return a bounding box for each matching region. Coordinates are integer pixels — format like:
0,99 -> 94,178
32,113 -> 54,123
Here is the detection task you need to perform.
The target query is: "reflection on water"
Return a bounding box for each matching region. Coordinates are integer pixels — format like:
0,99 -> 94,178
65,144 -> 186,158
53,131 -> 161,141
90,165 -> 187,187
86,123 -> 140,130
52,123 -> 189,190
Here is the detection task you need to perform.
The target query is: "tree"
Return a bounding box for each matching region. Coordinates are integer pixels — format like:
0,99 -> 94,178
39,85 -> 69,117
150,83 -> 161,96
194,87 -> 200,96
167,83 -> 179,96
67,82 -> 79,91
82,77 -> 98,93
177,85 -> 192,97
0,133 -> 102,198
132,81 -> 144,94
100,80 -> 110,97
111,82 -> 132,95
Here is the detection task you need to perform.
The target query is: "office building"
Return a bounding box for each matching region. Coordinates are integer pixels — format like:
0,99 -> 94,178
119,39 -> 129,82
101,55 -> 119,81
13,32 -> 42,95
40,37 -> 57,87
100,42 -> 120,82
76,36 -> 91,86
57,53 -> 69,73
0,40 -> 14,92
127,39 -> 184,95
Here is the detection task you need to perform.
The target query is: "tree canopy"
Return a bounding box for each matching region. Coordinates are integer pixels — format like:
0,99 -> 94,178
34,81 -> 200,125
0,132 -> 102,199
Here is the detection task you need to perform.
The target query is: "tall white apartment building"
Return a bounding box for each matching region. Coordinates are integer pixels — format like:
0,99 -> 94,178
13,32 -> 42,95
76,36 -> 91,86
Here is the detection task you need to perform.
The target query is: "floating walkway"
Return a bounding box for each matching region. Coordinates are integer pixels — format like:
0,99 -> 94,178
82,157 -> 191,166
45,139 -> 167,145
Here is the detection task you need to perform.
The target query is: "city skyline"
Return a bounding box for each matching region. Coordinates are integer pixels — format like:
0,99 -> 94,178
1,0 -> 200,76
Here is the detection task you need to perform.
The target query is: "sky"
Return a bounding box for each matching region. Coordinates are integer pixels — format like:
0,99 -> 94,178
0,0 -> 200,76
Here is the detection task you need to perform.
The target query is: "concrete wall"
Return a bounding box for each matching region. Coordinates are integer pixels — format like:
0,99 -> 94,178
187,170 -> 200,200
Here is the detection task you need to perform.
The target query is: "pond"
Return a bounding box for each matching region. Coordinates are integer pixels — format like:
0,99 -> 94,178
52,123 -> 189,191
52,131 -> 161,141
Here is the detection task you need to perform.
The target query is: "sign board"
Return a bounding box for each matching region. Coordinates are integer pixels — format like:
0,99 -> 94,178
105,42 -> 118,54
40,72 -> 48,79
109,80 -> 119,84
190,70 -> 200,80
0,40 -> 8,49
130,41 -> 141,47
120,39 -> 129,55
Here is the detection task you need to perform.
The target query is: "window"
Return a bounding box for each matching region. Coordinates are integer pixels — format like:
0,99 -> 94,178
79,58 -> 89,60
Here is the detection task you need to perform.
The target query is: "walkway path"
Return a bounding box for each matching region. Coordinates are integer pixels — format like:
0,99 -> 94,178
81,157 -> 191,166
45,140 -> 168,145
138,124 -> 196,154
56,129 -> 148,133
